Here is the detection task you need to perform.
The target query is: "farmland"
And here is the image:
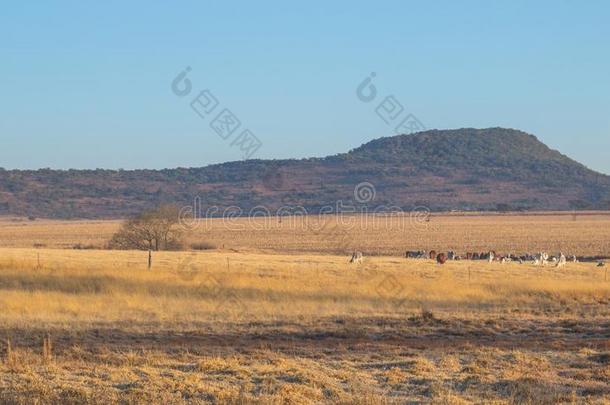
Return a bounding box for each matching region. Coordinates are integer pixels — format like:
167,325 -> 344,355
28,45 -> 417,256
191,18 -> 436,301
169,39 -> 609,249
1,211 -> 610,256
0,213 -> 609,403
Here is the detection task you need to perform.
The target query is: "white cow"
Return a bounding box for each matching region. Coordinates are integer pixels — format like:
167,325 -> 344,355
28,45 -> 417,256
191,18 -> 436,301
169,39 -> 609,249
533,252 -> 549,266
556,253 -> 567,268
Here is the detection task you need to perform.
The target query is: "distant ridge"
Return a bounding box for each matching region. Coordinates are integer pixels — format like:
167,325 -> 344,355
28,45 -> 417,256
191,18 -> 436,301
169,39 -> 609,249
1,128 -> 609,218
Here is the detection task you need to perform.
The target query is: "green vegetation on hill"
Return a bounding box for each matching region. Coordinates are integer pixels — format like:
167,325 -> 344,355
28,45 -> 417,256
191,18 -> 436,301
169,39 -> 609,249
0,128 -> 609,218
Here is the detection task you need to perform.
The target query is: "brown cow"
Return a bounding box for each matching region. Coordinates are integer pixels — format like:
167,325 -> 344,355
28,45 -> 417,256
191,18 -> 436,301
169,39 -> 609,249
429,250 -> 437,260
436,253 -> 447,264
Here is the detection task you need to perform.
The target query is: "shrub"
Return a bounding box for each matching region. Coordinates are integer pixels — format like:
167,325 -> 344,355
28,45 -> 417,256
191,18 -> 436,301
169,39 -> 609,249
190,241 -> 217,250
108,205 -> 184,251
72,244 -> 97,250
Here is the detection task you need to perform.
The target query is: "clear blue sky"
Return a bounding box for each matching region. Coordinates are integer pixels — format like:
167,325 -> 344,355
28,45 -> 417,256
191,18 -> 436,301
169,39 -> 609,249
1,1 -> 609,173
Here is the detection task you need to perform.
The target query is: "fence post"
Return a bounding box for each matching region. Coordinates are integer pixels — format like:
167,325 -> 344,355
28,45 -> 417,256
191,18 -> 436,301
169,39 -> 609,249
43,334 -> 52,362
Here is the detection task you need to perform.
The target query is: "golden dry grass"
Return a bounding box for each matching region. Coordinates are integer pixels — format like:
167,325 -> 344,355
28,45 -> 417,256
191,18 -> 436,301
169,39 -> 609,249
0,213 -> 609,403
0,248 -> 608,323
0,246 -> 609,403
2,211 -> 610,256
0,218 -> 120,250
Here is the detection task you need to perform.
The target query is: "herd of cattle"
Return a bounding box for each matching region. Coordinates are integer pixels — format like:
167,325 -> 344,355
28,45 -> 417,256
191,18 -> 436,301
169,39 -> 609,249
349,250 -> 606,267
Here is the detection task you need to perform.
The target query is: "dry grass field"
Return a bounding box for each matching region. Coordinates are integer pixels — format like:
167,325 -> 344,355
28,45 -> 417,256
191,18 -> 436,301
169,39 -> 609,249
2,212 -> 610,256
0,213 -> 609,403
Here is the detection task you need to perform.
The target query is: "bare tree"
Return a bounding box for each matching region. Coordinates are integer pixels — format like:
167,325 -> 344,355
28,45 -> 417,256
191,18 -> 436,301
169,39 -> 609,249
108,205 -> 184,251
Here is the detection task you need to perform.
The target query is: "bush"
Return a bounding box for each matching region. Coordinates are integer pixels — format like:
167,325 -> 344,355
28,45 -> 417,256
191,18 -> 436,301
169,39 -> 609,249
108,205 -> 184,251
190,241 -> 217,250
72,244 -> 97,250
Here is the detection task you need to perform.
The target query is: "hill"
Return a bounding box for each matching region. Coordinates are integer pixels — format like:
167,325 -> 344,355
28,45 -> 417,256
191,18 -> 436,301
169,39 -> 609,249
1,128 -> 609,218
